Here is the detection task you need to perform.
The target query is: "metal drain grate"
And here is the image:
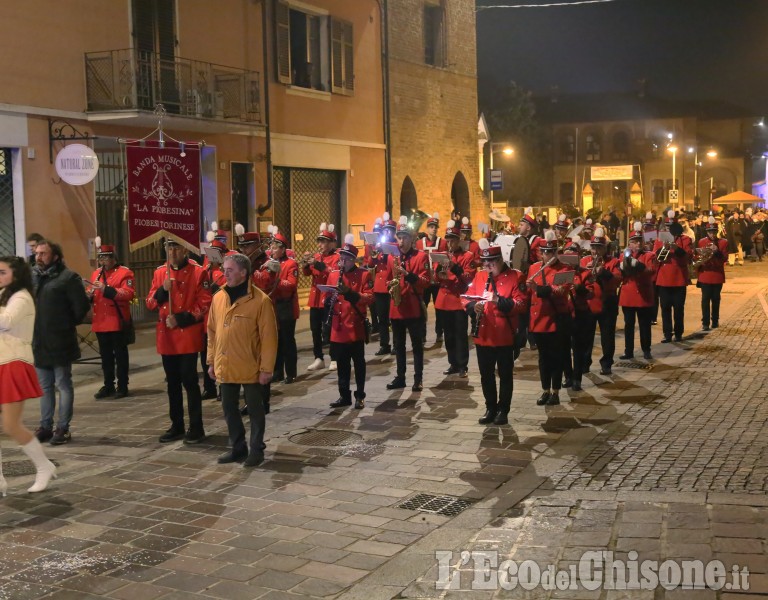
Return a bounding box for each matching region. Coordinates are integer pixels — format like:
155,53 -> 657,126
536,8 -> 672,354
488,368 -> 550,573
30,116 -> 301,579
2,460 -> 59,477
614,361 -> 654,370
289,429 -> 362,447
396,493 -> 474,516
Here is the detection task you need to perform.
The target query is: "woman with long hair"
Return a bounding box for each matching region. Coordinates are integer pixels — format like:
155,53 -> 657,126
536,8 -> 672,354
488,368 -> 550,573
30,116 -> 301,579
0,256 -> 57,495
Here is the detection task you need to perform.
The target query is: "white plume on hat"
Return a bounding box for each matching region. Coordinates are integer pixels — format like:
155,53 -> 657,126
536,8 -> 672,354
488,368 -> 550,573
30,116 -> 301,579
206,230 -> 216,242
462,217 -> 469,225
646,211 -> 653,220
478,238 -> 490,250
447,219 -> 456,228
383,212 -> 390,221
374,217 -> 382,225
667,210 -> 675,219
545,230 -> 557,242
267,225 -> 277,235
94,236 -> 102,249
433,212 -> 439,219
586,218 -> 593,226
594,227 -> 605,238
329,224 -> 335,232
319,222 -> 327,232
524,206 -> 533,216
746,207 -> 753,216
399,215 -> 408,225
634,221 -> 643,232
709,216 -> 716,225
344,233 -> 354,245
558,214 -> 567,224
211,221 -> 218,231
479,223 -> 489,234
234,223 -> 245,236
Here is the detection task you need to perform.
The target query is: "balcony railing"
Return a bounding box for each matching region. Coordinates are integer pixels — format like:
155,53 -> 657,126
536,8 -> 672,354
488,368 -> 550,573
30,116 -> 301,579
85,49 -> 262,124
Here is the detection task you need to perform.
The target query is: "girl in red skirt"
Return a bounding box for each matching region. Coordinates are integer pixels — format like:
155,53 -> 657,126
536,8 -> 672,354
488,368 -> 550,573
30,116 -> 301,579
0,256 -> 56,495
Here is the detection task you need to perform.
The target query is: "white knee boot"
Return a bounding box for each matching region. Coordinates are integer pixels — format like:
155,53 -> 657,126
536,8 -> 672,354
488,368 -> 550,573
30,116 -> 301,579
21,438 -> 57,493
0,442 -> 7,497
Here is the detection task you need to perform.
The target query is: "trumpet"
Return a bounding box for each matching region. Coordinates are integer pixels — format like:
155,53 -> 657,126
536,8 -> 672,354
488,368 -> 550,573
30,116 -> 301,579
299,252 -> 314,269
656,242 -> 676,263
692,244 -> 716,269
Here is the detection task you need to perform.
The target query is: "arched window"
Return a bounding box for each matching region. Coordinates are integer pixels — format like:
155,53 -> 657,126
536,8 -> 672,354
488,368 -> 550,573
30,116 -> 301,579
399,176 -> 418,215
612,131 -> 630,160
451,172 -> 470,219
585,133 -> 601,162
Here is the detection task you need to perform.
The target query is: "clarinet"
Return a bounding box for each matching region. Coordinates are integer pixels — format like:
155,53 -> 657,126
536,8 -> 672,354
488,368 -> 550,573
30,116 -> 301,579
470,274 -> 494,337
325,270 -> 342,327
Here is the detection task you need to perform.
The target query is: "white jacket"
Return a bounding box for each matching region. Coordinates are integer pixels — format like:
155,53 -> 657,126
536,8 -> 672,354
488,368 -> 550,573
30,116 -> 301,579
0,289 -> 36,366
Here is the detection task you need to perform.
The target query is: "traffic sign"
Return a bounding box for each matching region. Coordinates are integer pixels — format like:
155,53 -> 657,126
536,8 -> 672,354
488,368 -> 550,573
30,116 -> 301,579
668,189 -> 679,202
490,169 -> 503,191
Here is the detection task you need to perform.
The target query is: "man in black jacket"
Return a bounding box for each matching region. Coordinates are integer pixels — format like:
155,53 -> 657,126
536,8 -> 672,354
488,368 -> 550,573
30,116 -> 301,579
32,241 -> 90,445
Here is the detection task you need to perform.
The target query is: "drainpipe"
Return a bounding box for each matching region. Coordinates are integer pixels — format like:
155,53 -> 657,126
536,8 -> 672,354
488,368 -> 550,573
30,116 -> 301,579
257,0 -> 273,216
373,0 -> 392,213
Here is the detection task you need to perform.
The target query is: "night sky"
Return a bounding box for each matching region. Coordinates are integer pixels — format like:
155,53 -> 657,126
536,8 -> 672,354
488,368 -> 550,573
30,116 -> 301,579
476,0 -> 768,115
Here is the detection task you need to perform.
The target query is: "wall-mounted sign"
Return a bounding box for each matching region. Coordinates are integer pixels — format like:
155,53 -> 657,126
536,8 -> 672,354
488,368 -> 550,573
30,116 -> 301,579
55,144 -> 99,185
590,165 -> 633,181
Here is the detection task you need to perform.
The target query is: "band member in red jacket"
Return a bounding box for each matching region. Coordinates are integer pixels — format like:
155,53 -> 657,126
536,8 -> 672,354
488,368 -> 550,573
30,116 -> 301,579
365,218 -> 383,334
235,224 -> 270,274
146,240 -> 212,444
200,236 -> 228,399
463,239 -> 527,425
519,208 -> 544,265
582,228 -> 622,376
416,213 -> 447,344
87,239 -> 135,399
528,230 -> 575,407
619,223 -> 658,360
325,234 -> 373,410
386,216 -> 430,392
303,223 -> 339,372
435,219 -> 476,377
460,217 -> 481,258
696,216 -> 729,331
369,214 -> 396,356
653,210 -> 693,342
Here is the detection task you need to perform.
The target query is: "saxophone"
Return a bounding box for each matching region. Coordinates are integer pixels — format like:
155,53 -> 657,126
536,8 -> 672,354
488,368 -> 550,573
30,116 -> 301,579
388,257 -> 403,306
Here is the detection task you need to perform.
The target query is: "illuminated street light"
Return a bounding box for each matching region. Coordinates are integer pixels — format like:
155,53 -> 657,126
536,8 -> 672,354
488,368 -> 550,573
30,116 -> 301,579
489,142 -> 514,207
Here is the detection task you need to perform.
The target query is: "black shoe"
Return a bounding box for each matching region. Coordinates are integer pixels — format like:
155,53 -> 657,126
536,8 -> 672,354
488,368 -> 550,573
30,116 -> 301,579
619,353 -> 634,359
701,325 -> 711,332
435,334 -> 444,343
599,367 -> 612,376
458,369 -> 468,378
354,398 -> 365,409
271,374 -> 284,384
493,413 -> 509,426
536,392 -> 550,406
202,388 -> 218,400
661,337 -> 672,343
546,392 -> 561,406
183,430 -> 206,445
159,429 -> 184,443
443,366 -> 458,375
284,376 -> 296,384
412,380 -> 423,392
35,427 -> 54,443
651,321 -> 658,325
571,382 -> 582,392
375,346 -> 392,356
50,428 -> 71,445
386,377 -> 406,390
562,378 -> 573,389
674,335 -> 683,342
114,388 -> 129,399
712,322 -> 719,329
243,453 -> 264,467
240,405 -> 249,416
330,398 -> 352,408
94,386 -> 115,399
643,351 -> 653,360
478,410 -> 497,425
217,447 -> 247,464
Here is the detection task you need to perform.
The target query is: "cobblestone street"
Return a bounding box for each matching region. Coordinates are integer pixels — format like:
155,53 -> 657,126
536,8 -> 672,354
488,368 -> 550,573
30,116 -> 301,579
0,262 -> 766,600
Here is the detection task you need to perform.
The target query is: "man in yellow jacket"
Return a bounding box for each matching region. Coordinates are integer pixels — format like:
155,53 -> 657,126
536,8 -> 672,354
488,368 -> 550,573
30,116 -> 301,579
207,253 -> 277,467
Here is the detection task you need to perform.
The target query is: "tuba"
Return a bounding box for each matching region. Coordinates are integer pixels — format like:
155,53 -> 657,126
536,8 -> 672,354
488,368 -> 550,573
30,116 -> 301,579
407,208 -> 430,234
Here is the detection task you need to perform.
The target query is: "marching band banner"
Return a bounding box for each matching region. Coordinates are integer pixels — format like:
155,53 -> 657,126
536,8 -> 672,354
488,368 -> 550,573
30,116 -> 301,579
126,142 -> 201,253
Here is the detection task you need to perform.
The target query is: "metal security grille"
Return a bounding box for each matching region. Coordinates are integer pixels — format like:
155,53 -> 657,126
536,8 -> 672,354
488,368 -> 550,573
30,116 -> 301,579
289,429 -> 362,447
396,494 -> 474,517
614,361 -> 654,370
273,167 -> 341,290
0,149 -> 15,255
95,151 -> 163,322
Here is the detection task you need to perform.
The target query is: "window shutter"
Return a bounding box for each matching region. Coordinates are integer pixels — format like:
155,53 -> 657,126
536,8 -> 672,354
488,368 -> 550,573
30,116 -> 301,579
343,21 -> 354,95
275,1 -> 291,84
331,18 -> 344,94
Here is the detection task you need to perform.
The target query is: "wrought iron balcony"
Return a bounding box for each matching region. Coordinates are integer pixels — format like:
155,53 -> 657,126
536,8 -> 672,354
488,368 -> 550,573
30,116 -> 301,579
85,49 -> 262,124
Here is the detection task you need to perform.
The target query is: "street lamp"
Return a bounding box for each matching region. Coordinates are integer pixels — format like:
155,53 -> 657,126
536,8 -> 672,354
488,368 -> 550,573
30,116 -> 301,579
688,146 -> 718,210
489,142 -> 514,208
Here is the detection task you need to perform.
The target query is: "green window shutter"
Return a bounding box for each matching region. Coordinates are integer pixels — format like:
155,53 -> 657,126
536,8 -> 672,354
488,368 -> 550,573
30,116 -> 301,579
330,18 -> 344,94
343,21 -> 354,95
275,1 -> 291,84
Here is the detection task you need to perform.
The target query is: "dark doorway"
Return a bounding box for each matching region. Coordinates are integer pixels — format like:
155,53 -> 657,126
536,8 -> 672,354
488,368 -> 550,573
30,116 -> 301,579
451,172 -> 470,219
231,163 -> 253,231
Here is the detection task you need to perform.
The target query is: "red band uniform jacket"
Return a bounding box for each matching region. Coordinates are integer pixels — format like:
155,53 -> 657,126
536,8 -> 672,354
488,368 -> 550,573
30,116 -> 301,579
303,251 -> 340,308
387,249 -> 430,319
368,246 -> 393,294
416,236 -> 448,252
528,261 -> 575,333
619,251 -> 658,308
434,249 -> 476,311
89,265 -> 135,333
463,267 -> 528,346
696,237 -> 728,285
653,235 -> 693,287
325,268 -> 374,343
146,259 -> 212,355
253,256 -> 300,320
578,255 -> 622,314
527,235 -> 544,265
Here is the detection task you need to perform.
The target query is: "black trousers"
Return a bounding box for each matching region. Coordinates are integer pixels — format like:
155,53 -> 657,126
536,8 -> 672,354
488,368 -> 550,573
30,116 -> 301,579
374,292 -> 391,349
422,285 -> 442,339
161,353 -> 203,433
391,317 -> 424,381
658,285 -> 687,339
439,309 -> 469,370
96,331 -> 129,389
699,283 -> 722,327
309,307 -> 329,360
622,306 -> 653,355
476,344 -> 514,415
200,334 -> 216,392
534,328 -> 569,391
369,296 -> 379,331
561,318 -> 574,381
572,310 -> 595,383
331,341 -> 366,401
596,296 -> 619,370
274,319 -> 297,379
653,284 -> 660,322
220,382 -> 266,455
